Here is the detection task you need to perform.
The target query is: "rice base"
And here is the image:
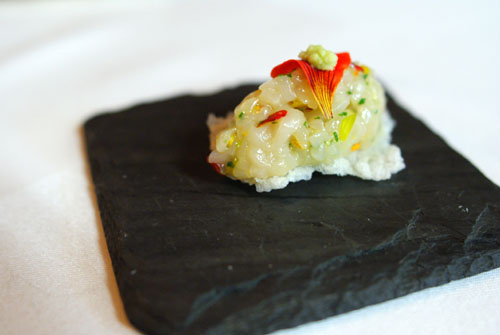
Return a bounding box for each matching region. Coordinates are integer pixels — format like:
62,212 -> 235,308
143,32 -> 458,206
207,64 -> 405,192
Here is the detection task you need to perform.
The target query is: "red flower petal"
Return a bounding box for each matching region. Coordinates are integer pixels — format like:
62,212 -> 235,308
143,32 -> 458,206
271,52 -> 351,119
257,110 -> 287,127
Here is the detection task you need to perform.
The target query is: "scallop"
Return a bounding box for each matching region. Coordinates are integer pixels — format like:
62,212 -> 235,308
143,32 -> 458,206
208,65 -> 386,180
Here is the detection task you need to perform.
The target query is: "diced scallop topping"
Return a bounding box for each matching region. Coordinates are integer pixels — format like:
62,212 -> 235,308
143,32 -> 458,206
208,47 -> 386,181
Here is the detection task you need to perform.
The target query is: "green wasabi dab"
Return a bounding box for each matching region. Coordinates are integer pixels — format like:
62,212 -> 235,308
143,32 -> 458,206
299,45 -> 338,71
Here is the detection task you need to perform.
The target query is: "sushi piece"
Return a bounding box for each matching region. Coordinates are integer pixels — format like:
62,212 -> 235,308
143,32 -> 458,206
207,45 -> 405,192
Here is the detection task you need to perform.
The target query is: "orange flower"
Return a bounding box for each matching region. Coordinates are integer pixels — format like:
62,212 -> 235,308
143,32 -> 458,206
270,52 -> 351,119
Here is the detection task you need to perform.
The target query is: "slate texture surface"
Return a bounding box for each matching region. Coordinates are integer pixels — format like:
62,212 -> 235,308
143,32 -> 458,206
84,84 -> 500,335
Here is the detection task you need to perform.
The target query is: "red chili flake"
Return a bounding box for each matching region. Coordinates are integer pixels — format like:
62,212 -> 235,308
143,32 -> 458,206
207,155 -> 224,174
270,52 -> 351,119
352,63 -> 364,73
257,110 -> 287,127
209,163 -> 223,174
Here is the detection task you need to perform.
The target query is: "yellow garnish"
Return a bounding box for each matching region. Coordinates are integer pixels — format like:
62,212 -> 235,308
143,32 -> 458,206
252,104 -> 261,113
227,134 -> 235,147
361,65 -> 370,74
351,142 -> 361,152
290,99 -> 305,109
339,114 -> 356,141
290,136 -> 304,150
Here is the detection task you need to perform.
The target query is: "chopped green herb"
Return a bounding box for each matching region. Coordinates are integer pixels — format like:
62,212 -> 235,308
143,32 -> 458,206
314,116 -> 321,120
279,73 -> 292,78
347,90 -> 352,95
238,112 -> 244,119
289,142 -> 292,147
363,74 -> 368,80
359,98 -> 366,105
339,112 -> 348,117
226,161 -> 234,168
303,121 -> 309,128
333,131 -> 339,142
272,121 -> 277,124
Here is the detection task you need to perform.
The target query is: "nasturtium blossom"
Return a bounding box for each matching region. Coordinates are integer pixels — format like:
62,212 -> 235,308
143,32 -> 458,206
270,52 -> 351,119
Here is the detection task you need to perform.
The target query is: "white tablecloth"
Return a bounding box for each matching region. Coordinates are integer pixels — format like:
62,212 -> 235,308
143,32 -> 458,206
1,1 -> 499,334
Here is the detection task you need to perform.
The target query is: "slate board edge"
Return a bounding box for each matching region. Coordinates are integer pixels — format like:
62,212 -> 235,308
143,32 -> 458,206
83,85 -> 500,335
204,213 -> 500,335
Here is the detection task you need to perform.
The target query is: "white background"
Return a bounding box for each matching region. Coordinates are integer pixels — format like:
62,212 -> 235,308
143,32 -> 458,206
1,1 -> 499,334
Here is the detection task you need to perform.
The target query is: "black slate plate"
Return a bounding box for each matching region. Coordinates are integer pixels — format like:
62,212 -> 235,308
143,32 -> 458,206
84,84 -> 500,335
